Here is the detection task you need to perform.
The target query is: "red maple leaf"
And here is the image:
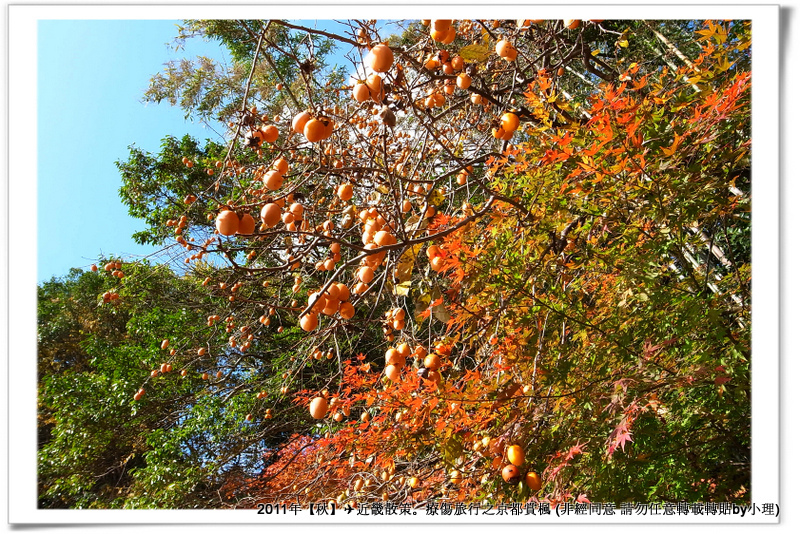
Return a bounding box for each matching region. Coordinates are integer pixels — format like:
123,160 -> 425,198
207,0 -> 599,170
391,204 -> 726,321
608,421 -> 634,456
565,440 -> 587,460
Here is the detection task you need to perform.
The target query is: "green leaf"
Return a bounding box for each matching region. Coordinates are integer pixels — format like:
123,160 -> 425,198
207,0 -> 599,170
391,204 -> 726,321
441,435 -> 461,464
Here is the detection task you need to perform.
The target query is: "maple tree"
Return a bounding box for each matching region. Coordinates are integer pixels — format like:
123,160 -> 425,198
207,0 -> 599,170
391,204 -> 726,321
39,19 -> 752,508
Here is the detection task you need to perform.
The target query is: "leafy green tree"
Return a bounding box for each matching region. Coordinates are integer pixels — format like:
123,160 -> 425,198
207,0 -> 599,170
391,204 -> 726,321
37,262 -> 328,508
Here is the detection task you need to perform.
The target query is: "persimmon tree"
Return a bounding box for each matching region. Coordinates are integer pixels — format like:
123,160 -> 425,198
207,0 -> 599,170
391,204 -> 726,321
64,18 -> 752,508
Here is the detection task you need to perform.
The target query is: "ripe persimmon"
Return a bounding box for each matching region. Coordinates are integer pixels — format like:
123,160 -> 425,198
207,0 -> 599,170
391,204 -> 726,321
441,26 -> 457,44
339,301 -> 355,320
430,28 -> 448,42
397,342 -> 411,358
470,93 -> 485,105
290,202 -> 304,219
456,73 -> 472,90
272,157 -> 289,175
238,213 -> 256,235
424,353 -> 441,370
322,117 -> 334,138
374,230 -> 396,247
495,39 -> 516,59
324,283 -> 341,301
501,112 -> 520,132
263,170 -> 283,191
322,300 -> 339,316
357,266 -> 375,284
365,74 -> 383,98
260,124 -> 279,143
502,47 -> 518,61
433,20 -> 451,31
502,464 -> 521,484
292,111 -> 312,134
507,444 -> 525,466
525,471 -> 542,491
368,44 -> 394,72
385,364 -> 401,382
354,281 -> 369,295
304,118 -> 327,143
260,203 -> 282,227
300,312 -> 319,332
216,210 -> 240,236
310,396 -> 328,419
335,282 -> 350,300
353,83 -> 370,103
337,183 -> 354,201
385,347 -> 403,365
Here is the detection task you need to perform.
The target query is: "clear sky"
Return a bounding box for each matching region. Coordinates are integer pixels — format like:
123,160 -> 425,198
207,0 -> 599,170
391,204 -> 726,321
36,19 -> 358,284
37,20 -> 232,283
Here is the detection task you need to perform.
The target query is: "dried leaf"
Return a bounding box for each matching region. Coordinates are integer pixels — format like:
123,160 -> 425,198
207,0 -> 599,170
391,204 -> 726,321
432,302 -> 451,323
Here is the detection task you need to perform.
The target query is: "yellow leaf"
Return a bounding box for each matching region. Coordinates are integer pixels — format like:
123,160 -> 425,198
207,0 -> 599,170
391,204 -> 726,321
618,40 -> 629,48
394,243 -> 423,283
429,188 -> 445,206
592,49 -> 601,56
393,281 -> 412,297
459,43 -> 491,63
661,133 -> 682,156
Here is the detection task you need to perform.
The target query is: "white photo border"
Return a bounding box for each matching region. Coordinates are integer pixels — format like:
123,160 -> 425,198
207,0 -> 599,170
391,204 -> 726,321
7,2 -> 780,525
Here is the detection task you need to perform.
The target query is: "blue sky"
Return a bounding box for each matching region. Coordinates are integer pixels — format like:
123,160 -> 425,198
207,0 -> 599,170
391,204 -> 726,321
36,19 -> 361,283
37,20 -> 233,282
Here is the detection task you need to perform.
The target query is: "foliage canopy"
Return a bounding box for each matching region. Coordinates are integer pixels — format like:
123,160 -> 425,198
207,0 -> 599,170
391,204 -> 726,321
39,18 -> 752,509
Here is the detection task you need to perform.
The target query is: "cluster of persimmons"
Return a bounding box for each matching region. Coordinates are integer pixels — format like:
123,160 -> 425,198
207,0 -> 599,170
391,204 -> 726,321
115,19 -> 609,498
